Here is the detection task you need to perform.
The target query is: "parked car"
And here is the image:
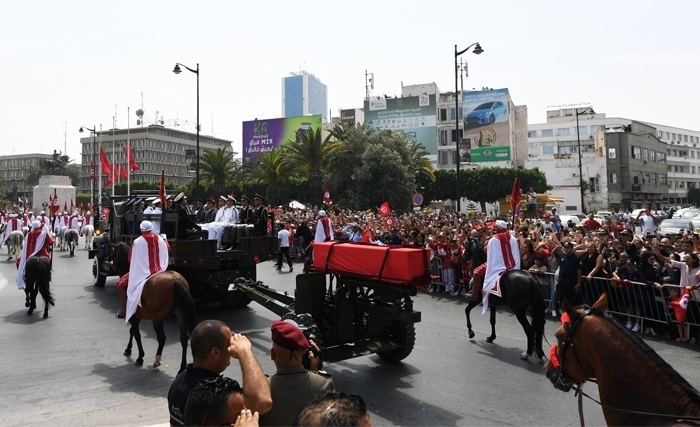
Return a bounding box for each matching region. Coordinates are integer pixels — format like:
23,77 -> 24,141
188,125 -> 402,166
657,218 -> 694,237
559,215 -> 581,226
464,101 -> 507,128
690,214 -> 700,232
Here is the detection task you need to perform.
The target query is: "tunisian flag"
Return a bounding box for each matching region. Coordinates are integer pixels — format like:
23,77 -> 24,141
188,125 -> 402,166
50,190 -> 60,215
671,287 -> 692,324
99,146 -> 112,177
125,143 -> 139,171
379,201 -> 391,217
323,187 -> 332,205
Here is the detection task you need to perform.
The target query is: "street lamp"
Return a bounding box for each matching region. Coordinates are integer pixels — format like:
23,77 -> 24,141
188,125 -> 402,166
79,126 -> 97,214
575,107 -> 595,213
173,62 -> 200,202
454,42 -> 483,213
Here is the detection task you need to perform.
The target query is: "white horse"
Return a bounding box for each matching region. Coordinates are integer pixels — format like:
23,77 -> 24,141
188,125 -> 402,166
64,228 -> 79,257
22,226 -> 29,236
57,226 -> 67,251
83,225 -> 95,250
6,230 -> 24,261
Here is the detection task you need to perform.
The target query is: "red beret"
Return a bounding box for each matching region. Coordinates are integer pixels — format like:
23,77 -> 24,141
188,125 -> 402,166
271,320 -> 309,350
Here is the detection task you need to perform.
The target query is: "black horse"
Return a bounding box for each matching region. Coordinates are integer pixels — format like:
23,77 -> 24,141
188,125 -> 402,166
24,255 -> 54,318
465,269 -> 546,360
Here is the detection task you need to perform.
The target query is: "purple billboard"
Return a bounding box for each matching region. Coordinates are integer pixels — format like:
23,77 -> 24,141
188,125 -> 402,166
242,115 -> 322,163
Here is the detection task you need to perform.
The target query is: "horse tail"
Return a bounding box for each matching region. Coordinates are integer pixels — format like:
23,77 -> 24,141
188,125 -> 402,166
36,257 -> 55,307
173,276 -> 197,334
528,273 -> 546,335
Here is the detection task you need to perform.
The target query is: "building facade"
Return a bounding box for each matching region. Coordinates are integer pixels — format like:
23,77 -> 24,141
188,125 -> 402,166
0,153 -> 54,207
79,125 -> 233,191
282,71 -> 328,121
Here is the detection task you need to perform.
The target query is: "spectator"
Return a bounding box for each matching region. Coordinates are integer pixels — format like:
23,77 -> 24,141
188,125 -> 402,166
167,320 -> 272,426
184,376 -> 259,427
637,208 -> 657,236
276,222 -> 293,272
293,392 -> 372,427
583,213 -> 602,232
527,187 -> 537,219
259,320 -> 335,427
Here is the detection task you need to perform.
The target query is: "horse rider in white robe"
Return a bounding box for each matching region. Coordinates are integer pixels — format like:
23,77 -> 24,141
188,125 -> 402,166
125,221 -> 169,323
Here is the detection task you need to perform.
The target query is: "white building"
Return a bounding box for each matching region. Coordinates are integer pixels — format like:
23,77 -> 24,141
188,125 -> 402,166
525,107 -> 700,213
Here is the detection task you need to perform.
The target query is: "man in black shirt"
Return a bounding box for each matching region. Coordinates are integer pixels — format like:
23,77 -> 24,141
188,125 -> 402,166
554,241 -> 583,306
172,192 -> 206,240
251,194 -> 268,236
167,320 -> 272,426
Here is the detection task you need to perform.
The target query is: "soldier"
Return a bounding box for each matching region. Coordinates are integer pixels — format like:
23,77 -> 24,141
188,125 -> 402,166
194,199 -> 207,224
204,197 -> 217,223
258,319 -> 335,427
172,192 -> 205,240
239,195 -> 253,224
251,194 -> 268,236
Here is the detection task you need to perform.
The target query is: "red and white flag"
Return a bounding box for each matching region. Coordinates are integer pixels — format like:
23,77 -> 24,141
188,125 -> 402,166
323,187 -> 332,205
379,202 -> 391,217
50,190 -> 60,215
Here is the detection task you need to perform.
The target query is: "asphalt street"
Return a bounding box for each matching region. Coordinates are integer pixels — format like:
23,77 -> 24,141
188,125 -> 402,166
1,245 -> 699,426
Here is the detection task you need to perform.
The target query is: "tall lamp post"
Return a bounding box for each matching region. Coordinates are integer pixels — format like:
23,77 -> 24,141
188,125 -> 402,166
173,62 -> 200,202
575,107 -> 595,213
454,43 -> 483,213
79,126 -> 97,213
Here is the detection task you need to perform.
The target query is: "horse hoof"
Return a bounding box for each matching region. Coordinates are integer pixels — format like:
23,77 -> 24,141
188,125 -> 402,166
27,309 -> 33,316
25,301 -> 30,308
154,361 -> 161,368
468,330 -> 475,339
43,312 -> 48,319
520,352 -> 532,360
536,350 -> 545,360
124,349 -> 132,357
135,358 -> 143,367
486,336 -> 495,344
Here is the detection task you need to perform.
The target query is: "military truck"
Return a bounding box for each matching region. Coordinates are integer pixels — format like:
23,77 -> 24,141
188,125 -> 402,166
89,193 -> 276,307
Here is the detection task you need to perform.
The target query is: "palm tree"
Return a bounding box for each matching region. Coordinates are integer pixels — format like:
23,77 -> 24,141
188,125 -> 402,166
243,148 -> 297,206
408,142 -> 436,182
199,148 -> 240,197
26,155 -> 82,187
280,126 -> 343,204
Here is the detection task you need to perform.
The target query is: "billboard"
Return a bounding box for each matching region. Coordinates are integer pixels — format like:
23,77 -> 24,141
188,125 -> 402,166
363,94 -> 437,154
461,88 -> 512,163
242,115 -> 323,162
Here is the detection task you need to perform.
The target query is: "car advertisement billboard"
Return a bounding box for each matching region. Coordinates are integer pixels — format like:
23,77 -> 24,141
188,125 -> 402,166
363,94 -> 437,154
461,88 -> 512,163
242,115 -> 322,163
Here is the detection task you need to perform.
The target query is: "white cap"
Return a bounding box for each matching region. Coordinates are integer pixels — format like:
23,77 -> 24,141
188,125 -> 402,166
318,210 -> 327,217
40,211 -> 46,215
495,220 -> 508,230
31,220 -> 41,229
140,220 -> 153,232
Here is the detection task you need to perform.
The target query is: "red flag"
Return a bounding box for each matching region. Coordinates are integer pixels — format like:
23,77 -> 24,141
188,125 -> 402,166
100,146 -> 112,177
379,201 -> 391,217
125,143 -> 139,171
510,176 -> 521,211
104,173 -> 114,188
384,217 -> 395,228
119,164 -> 128,180
323,186 -> 332,205
90,162 -> 96,181
361,228 -> 374,243
50,190 -> 59,214
672,287 -> 692,324
159,170 -> 166,203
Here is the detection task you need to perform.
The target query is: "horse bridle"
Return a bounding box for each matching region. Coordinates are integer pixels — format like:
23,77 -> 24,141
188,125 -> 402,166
554,307 -> 594,391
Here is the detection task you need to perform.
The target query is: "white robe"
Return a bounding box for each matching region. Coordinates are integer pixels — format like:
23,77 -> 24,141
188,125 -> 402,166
482,231 -> 520,314
16,231 -> 48,290
314,217 -> 332,243
80,215 -> 93,233
3,218 -> 20,244
125,233 -> 169,323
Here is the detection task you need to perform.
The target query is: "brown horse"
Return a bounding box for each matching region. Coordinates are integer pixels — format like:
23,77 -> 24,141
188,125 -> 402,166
114,242 -> 197,372
545,294 -> 700,426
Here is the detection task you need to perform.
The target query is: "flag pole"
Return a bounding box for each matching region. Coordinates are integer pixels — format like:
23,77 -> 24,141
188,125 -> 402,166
112,115 -> 116,197
127,107 -> 130,196
98,124 -> 102,213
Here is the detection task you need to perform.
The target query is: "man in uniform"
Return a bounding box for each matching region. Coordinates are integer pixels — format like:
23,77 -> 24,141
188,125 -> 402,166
124,199 -> 137,236
194,199 -> 207,224
259,319 -> 334,427
251,194 -> 269,236
204,197 -> 217,223
468,220 -> 520,314
16,220 -> 54,293
220,196 -> 240,250
168,320 -> 272,426
172,192 -> 206,240
238,195 -> 253,224
148,198 -> 163,235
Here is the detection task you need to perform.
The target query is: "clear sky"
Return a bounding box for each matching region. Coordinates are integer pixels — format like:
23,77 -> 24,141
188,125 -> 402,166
2,0 -> 699,161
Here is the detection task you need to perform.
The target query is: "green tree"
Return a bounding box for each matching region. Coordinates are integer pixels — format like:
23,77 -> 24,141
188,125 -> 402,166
199,148 -> 240,197
26,155 -> 81,186
687,187 -> 700,206
243,148 -> 297,206
280,126 -> 343,204
408,142 -> 436,183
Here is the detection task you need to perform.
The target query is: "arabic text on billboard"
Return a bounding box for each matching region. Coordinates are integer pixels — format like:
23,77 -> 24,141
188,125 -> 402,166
363,95 -> 437,154
461,89 -> 511,163
242,115 -> 322,163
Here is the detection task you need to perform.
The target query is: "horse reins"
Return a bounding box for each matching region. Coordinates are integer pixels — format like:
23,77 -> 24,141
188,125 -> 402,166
556,307 -> 700,426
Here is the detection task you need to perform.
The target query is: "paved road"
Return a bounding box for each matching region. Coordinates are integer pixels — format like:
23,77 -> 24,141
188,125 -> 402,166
1,245 -> 699,426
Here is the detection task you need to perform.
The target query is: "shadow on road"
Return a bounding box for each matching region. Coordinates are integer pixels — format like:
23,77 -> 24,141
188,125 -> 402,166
2,308 -> 50,325
330,360 -> 463,426
92,362 -> 175,397
470,340 -> 546,374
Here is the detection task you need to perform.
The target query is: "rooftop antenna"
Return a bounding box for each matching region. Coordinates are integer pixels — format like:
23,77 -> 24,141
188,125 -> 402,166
365,70 -> 374,101
63,119 -> 67,157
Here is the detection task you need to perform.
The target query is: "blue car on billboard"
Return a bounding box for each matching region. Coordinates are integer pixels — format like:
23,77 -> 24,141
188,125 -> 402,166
465,101 -> 507,128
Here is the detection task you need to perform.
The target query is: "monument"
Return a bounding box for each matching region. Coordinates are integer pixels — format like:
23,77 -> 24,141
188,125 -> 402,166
33,175 -> 76,216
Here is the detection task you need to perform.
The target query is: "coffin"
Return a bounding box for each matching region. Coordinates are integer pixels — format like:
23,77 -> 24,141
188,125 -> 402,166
312,242 -> 431,286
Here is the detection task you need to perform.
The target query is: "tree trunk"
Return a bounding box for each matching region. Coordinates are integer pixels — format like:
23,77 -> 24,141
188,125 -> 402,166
308,168 -> 323,206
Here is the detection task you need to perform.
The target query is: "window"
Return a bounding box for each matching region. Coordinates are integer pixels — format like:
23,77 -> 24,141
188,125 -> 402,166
608,148 -> 616,159
542,129 -> 554,137
440,109 -> 447,121
542,146 -> 554,154
589,177 -> 599,192
458,107 -> 463,120
577,126 -> 588,135
659,174 -> 667,185
451,129 -> 463,142
440,130 -> 449,145
450,108 -> 456,121
642,148 -> 649,162
591,125 -> 601,135
693,151 -> 696,159
693,166 -> 697,174
528,130 -> 537,138
632,146 -> 641,159
651,173 -> 657,186
439,151 -> 448,165
610,173 -> 617,184
528,146 -> 539,156
672,150 -> 677,156
673,133 -> 677,140
649,150 -> 656,162
558,145 -> 572,154
643,172 -> 650,184
557,128 -> 570,136
685,135 -> 689,142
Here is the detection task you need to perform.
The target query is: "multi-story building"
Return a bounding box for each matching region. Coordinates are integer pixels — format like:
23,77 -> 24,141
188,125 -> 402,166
79,125 -> 233,191
0,153 -> 54,206
526,107 -> 700,213
282,70 -> 328,121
